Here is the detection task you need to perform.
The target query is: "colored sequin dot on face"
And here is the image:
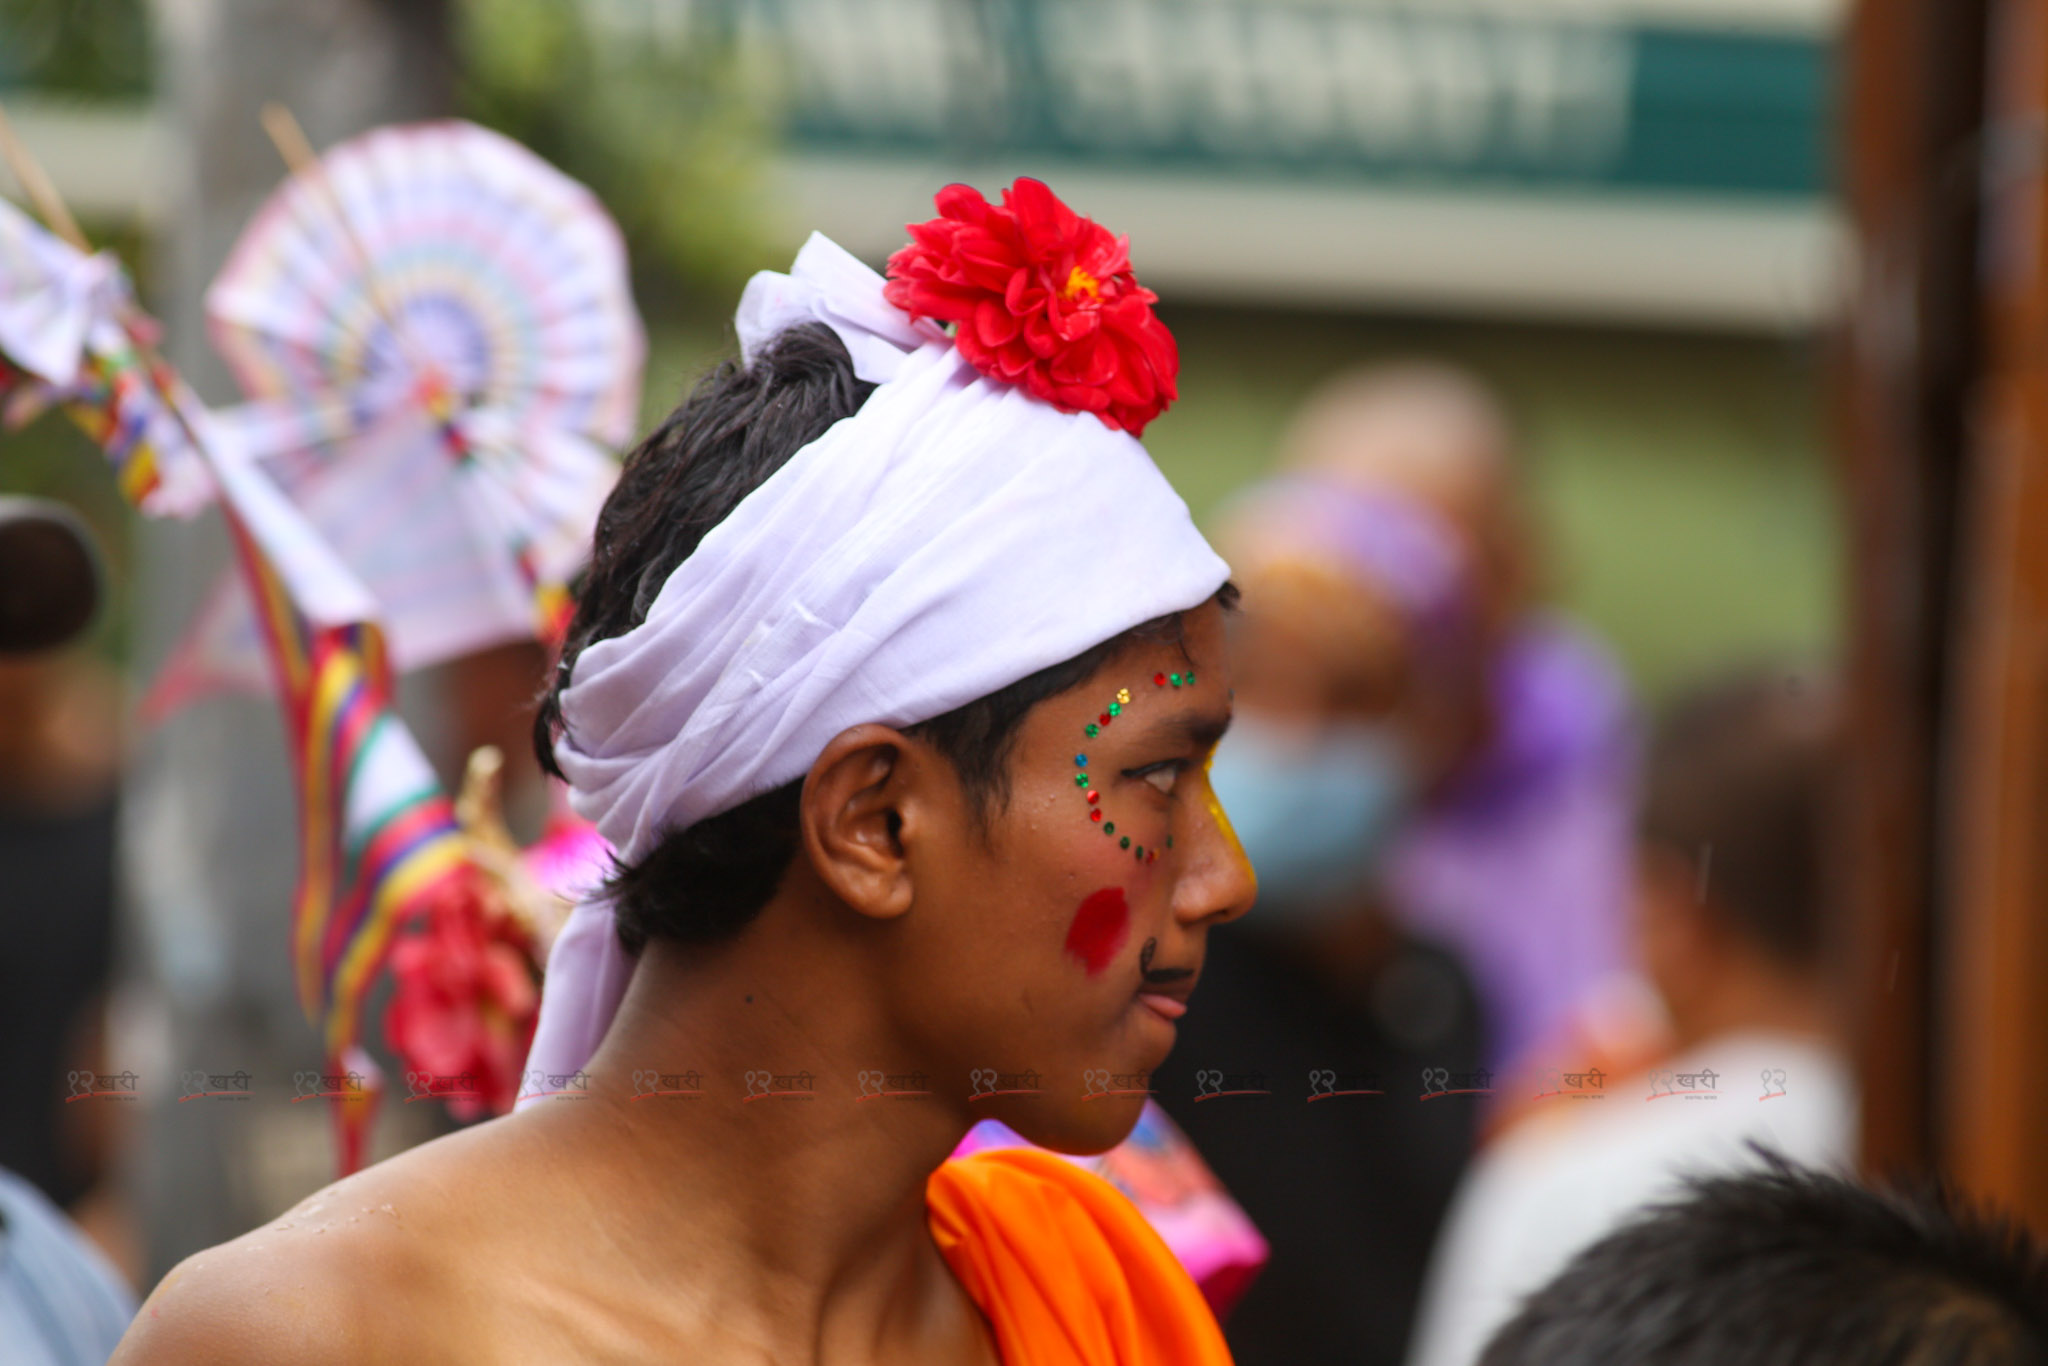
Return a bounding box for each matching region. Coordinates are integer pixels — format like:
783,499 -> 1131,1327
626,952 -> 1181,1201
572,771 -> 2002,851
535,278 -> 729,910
1086,790 -> 1099,805
1116,688 -> 1131,705
1090,809 -> 1103,822
1169,672 -> 1182,687
1074,773 -> 1090,788
1154,673 -> 1167,687
1134,845 -> 1145,860
1075,754 -> 1088,767
1085,723 -> 1099,738
1120,836 -> 1131,850
1166,835 -> 1174,849
1103,822 -> 1115,835
1098,713 -> 1112,726
1107,702 -> 1121,717
1147,849 -> 1158,864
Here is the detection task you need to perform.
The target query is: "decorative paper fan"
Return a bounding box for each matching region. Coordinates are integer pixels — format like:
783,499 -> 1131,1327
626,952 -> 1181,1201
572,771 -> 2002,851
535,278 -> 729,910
166,119 -> 644,706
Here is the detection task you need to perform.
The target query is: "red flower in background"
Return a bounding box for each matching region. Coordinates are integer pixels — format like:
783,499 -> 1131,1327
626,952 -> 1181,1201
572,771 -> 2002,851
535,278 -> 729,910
883,178 -> 1179,436
384,865 -> 538,1120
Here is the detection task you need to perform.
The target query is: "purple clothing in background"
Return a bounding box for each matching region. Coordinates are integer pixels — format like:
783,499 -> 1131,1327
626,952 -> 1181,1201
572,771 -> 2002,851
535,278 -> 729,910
1384,613 -> 1639,1072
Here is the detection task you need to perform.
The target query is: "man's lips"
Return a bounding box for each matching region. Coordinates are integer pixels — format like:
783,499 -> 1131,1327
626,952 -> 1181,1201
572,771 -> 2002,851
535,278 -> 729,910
1137,991 -> 1189,1022
1134,955 -> 1197,1022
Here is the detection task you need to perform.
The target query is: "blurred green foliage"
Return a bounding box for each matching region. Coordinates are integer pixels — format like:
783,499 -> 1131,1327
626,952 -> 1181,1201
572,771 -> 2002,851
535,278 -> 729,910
0,0 -> 152,97
455,0 -> 788,304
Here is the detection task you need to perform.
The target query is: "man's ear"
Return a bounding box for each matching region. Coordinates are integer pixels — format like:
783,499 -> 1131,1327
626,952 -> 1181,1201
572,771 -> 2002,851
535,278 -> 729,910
799,723 -> 947,922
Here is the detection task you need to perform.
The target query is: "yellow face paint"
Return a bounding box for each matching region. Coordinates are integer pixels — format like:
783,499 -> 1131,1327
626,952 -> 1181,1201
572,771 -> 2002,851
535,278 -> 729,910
1202,751 -> 1257,897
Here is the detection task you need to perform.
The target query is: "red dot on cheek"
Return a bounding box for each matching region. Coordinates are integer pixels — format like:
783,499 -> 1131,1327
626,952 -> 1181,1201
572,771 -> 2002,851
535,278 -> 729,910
1063,887 -> 1130,977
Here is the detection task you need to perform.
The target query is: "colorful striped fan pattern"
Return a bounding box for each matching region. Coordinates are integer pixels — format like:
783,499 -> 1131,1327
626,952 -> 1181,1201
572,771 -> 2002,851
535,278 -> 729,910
199,119 -> 643,678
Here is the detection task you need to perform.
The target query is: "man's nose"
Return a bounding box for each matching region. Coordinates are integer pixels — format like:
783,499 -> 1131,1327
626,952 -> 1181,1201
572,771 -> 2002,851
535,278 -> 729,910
1173,764 -> 1257,927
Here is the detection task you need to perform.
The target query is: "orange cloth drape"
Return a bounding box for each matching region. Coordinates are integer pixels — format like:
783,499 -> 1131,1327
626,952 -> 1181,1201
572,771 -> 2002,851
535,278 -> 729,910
928,1148 -> 1235,1365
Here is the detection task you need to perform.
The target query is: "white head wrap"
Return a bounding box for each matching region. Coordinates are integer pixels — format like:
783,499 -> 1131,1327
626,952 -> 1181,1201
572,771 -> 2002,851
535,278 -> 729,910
519,233 -> 1227,1100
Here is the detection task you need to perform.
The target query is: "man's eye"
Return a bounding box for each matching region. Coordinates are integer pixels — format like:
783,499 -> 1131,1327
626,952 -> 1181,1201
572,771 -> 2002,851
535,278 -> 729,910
1131,761 -> 1185,795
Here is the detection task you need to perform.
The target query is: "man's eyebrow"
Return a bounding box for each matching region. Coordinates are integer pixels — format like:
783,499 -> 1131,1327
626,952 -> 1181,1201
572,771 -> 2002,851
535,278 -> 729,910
1132,708 -> 1232,753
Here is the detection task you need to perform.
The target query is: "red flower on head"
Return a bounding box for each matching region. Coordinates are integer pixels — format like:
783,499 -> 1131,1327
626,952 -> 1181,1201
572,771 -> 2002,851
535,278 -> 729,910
883,178 -> 1179,437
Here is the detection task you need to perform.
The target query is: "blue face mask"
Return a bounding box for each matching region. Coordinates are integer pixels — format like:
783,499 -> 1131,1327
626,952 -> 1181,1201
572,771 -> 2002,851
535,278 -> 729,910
1207,715 -> 1412,924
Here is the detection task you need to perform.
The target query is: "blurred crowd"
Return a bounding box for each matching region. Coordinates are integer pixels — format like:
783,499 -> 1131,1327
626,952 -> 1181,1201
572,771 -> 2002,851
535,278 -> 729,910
1155,361 -> 1856,1364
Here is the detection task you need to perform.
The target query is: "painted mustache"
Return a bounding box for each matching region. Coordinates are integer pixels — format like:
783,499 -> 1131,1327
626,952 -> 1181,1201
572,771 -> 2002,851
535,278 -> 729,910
1138,937 -> 1194,985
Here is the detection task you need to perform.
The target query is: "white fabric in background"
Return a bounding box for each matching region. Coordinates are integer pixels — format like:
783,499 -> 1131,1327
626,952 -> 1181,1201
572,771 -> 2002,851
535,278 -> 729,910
1405,1032 -> 1857,1366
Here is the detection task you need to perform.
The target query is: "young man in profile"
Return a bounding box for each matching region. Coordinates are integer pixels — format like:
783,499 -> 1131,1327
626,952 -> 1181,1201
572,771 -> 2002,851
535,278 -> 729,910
115,182 -> 1255,1363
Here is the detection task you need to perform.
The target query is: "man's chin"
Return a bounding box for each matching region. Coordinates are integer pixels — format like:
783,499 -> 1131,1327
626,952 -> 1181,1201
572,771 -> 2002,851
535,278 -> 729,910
999,1093 -> 1147,1158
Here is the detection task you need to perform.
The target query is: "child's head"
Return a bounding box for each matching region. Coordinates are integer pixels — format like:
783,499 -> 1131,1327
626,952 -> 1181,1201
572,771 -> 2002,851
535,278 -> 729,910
1482,1157 -> 2048,1366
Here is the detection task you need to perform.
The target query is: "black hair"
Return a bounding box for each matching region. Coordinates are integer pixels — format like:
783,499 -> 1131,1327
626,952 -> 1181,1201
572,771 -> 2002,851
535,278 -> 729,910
1480,1153 -> 2048,1366
1639,666 -> 1839,973
537,323 -> 1230,954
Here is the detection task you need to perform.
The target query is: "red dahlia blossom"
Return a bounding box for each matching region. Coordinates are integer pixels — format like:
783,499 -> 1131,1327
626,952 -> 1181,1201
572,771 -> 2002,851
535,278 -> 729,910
883,178 -> 1179,436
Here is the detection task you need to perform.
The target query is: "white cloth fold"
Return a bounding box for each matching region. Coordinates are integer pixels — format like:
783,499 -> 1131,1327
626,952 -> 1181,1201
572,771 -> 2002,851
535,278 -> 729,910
734,232 -> 944,383
0,196 -> 122,385
520,232 -> 1226,1102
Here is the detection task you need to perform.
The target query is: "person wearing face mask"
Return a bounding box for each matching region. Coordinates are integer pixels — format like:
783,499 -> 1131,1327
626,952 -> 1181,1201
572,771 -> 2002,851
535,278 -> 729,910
1243,364 -> 1641,1077
1152,363 -> 1639,1366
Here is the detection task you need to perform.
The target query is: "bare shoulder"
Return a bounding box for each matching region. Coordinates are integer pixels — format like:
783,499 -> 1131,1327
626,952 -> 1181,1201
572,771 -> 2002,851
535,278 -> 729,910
110,1207 -> 390,1365
112,1122 -> 528,1365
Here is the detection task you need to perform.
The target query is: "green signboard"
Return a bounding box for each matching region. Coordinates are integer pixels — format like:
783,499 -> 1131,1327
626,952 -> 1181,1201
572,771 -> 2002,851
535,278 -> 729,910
702,0 -> 1829,199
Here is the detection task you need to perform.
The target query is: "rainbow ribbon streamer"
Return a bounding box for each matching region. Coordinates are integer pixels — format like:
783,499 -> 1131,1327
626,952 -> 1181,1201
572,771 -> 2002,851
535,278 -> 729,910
203,433 -> 470,1171
62,336 -> 173,509
227,523 -> 465,1055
